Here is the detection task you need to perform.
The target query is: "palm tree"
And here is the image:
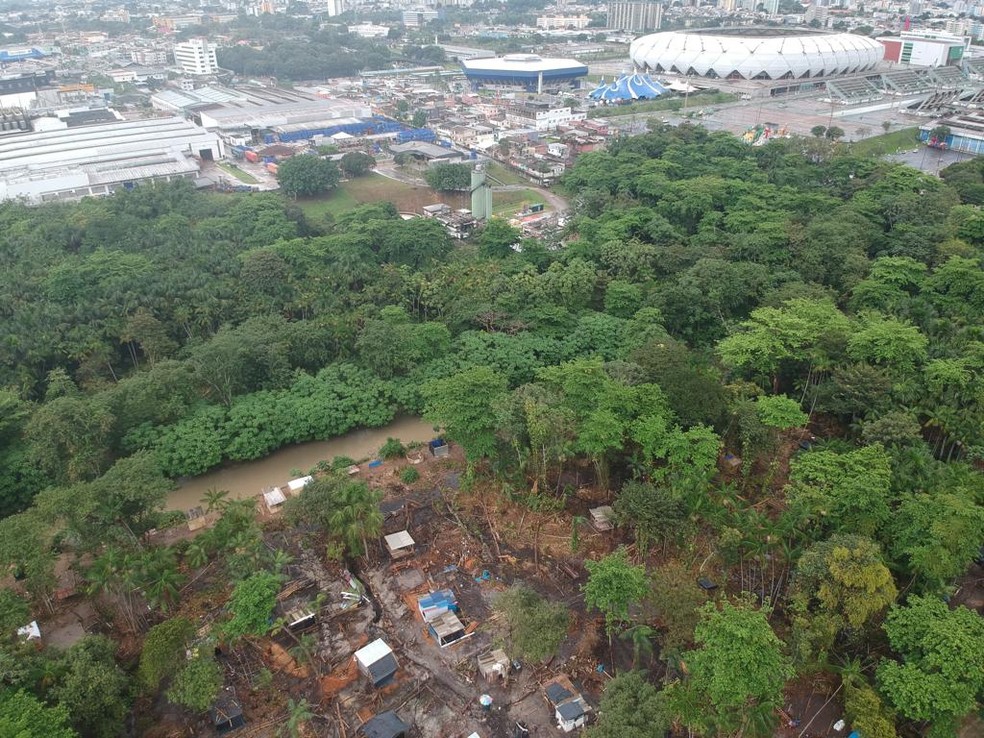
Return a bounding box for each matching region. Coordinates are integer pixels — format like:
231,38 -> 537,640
280,698 -> 314,738
328,482 -> 383,558
184,540 -> 210,569
201,488 -> 229,514
621,624 -> 656,668
271,549 -> 294,576
136,547 -> 185,612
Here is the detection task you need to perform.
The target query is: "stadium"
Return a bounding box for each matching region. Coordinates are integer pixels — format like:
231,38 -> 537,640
461,54 -> 589,93
629,28 -> 883,82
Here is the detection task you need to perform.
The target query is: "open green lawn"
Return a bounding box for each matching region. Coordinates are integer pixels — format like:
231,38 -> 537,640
588,91 -> 739,118
492,188 -> 545,215
486,162 -> 530,187
847,127 -> 920,157
216,161 -> 259,184
297,172 -> 543,221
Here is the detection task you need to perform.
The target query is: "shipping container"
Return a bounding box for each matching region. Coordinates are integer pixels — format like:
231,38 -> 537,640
266,162 -> 279,174
244,150 -> 259,163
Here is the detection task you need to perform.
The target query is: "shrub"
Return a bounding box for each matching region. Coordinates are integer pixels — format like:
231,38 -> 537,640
379,437 -> 406,459
400,466 -> 420,484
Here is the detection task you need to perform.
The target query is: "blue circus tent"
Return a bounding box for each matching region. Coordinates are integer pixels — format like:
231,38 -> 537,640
588,73 -> 668,102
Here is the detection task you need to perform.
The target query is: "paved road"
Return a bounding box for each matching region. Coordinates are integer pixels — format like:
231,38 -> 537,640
886,146 -> 977,174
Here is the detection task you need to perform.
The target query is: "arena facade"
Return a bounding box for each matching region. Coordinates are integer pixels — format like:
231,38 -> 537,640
461,54 -> 589,93
630,28 -> 883,82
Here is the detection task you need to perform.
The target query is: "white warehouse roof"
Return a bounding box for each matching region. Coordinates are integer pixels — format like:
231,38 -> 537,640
630,28 -> 883,81
0,116 -> 222,204
462,54 -> 588,74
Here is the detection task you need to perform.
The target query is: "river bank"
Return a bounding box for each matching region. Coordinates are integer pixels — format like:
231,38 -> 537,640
166,416 -> 435,512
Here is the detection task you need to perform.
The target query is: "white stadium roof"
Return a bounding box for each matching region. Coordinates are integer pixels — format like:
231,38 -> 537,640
630,28 -> 883,81
462,54 -> 588,74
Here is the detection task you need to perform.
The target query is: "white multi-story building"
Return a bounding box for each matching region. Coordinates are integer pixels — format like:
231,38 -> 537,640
504,105 -> 585,131
173,38 -> 219,76
536,15 -> 592,30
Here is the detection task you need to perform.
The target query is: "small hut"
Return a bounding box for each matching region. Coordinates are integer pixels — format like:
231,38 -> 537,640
428,610 -> 467,648
589,505 -> 614,531
384,530 -> 415,559
211,688 -> 246,734
354,638 -> 398,687
361,711 -> 409,738
477,649 -> 510,682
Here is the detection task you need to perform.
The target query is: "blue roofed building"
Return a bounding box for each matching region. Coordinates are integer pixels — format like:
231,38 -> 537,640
461,54 -> 588,93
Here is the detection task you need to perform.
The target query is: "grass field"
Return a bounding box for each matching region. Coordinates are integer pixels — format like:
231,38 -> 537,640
297,172 -> 544,221
847,127 -> 920,157
492,188 -> 545,215
486,162 -> 530,187
216,162 -> 259,184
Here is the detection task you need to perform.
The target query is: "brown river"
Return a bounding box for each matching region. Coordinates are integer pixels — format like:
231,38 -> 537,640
166,416 -> 436,512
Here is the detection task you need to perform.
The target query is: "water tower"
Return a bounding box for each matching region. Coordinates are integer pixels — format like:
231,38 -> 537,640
470,164 -> 493,221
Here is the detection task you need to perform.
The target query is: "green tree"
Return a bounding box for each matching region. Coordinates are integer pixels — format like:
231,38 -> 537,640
476,218 -> 521,259
277,155 -> 341,198
811,125 -> 827,138
494,585 -> 570,663
0,690 -> 77,738
613,480 -> 685,554
583,548 -> 650,637
876,596 -> 984,736
843,677 -> 898,738
784,444 -> 894,540
339,151 -> 376,178
167,653 -> 223,713
793,535 -> 897,628
139,617 -> 196,691
424,163 -> 472,191
281,698 -> 315,738
411,109 -> 427,129
585,671 -> 670,738
889,490 -> 984,592
648,562 -> 708,654
423,366 -> 509,462
223,571 -> 281,641
51,635 -> 131,738
669,600 -> 793,737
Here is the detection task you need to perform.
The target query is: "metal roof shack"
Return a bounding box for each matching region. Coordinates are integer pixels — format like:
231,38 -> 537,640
417,589 -> 458,622
211,687 -> 246,734
354,638 -> 398,687
384,530 -> 415,559
543,674 -> 591,733
428,610 -> 468,648
360,711 -> 409,738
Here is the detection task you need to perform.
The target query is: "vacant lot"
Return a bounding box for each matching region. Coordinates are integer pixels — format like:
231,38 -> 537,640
298,173 -> 546,221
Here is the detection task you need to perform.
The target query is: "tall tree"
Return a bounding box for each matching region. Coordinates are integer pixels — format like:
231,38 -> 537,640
669,600 -> 793,738
585,671 -> 670,738
583,548 -> 650,638
423,366 -> 509,462
876,596 -> 984,736
277,155 -> 341,198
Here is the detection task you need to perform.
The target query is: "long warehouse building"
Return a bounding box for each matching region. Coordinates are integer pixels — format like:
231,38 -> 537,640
0,116 -> 223,204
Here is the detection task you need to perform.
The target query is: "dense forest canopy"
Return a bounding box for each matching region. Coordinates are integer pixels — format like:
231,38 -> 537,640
0,124 -> 982,737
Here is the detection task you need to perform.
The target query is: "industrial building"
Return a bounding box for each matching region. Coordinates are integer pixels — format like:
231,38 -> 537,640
151,85 -> 373,144
607,2 -> 663,33
0,116 -> 222,204
461,54 -> 588,93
